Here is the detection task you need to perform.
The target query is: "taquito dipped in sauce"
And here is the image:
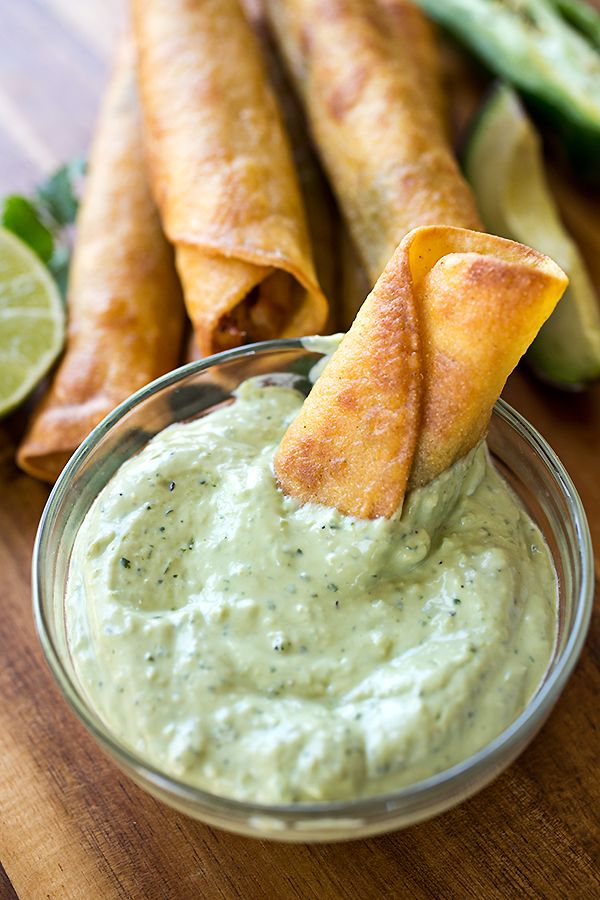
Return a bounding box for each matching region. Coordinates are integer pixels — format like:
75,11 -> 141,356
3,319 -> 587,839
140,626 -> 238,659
64,160 -> 569,802
65,357 -> 557,804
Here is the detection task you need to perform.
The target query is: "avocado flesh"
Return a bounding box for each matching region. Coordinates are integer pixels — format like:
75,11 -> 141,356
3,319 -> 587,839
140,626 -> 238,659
464,84 -> 600,388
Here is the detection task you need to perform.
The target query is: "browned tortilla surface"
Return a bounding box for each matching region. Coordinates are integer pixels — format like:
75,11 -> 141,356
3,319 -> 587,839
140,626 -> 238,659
242,0 -> 338,320
406,227 -> 568,487
133,0 -> 327,355
265,0 -> 482,283
17,42 -> 184,484
276,226 -> 568,518
275,247 -> 421,518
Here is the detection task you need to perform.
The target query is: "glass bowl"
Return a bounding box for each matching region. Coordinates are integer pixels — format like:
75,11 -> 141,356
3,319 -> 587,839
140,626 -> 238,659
32,339 -> 594,842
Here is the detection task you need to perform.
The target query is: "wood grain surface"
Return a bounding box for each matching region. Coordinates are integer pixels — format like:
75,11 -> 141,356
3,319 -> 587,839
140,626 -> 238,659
1,1 -> 599,897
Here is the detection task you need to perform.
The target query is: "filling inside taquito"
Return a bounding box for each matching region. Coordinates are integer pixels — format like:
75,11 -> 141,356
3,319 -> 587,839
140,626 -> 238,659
217,271 -> 306,350
176,247 -> 318,355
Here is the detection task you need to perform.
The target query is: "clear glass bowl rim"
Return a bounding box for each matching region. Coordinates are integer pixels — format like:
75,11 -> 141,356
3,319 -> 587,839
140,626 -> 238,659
32,337 -> 595,825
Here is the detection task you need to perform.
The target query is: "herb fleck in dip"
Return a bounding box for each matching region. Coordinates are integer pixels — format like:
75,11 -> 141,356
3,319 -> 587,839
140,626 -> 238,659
66,379 -> 557,803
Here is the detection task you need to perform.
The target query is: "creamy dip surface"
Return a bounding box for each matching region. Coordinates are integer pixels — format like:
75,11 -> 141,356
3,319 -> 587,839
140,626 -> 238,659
66,378 -> 557,804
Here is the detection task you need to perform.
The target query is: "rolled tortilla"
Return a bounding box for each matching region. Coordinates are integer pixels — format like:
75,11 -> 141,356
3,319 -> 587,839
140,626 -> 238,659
242,0 -> 338,315
17,42 -> 184,484
265,0 -> 482,282
407,227 -> 567,487
132,0 -> 328,356
275,226 -> 568,518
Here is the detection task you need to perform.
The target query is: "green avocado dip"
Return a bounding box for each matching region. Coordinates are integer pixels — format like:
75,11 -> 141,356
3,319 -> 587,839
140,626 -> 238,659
66,377 -> 557,804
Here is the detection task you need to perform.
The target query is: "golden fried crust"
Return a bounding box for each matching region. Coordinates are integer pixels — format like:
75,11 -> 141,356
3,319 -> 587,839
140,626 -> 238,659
407,227 -> 568,486
132,0 -> 327,355
274,246 -> 422,518
276,226 -> 567,518
17,42 -> 184,484
241,0 -> 338,325
377,0 -> 448,129
265,0 -> 481,282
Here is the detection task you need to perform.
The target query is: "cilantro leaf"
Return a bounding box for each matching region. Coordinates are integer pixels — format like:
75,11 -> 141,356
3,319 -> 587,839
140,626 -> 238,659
48,245 -> 71,298
2,195 -> 54,263
2,158 -> 86,299
36,158 -> 86,227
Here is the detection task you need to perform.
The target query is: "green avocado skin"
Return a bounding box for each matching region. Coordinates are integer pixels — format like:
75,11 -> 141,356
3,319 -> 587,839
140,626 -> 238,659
415,0 -> 600,181
463,83 -> 600,389
549,0 -> 600,51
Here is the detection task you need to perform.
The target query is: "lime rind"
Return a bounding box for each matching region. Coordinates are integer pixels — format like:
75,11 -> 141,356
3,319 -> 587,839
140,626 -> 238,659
0,227 -> 65,416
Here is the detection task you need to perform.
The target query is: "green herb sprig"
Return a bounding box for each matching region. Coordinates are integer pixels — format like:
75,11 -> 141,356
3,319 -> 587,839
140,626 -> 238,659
1,158 -> 85,297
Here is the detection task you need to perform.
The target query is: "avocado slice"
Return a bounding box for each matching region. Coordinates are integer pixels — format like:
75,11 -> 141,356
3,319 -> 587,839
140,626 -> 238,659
414,0 -> 600,179
464,83 -> 600,388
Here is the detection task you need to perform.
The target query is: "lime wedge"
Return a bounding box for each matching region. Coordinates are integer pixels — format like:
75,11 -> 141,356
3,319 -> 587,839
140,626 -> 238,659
0,227 -> 64,417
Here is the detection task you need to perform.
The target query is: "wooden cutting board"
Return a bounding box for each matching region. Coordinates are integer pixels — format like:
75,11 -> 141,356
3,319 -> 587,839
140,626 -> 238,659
1,2 -> 599,897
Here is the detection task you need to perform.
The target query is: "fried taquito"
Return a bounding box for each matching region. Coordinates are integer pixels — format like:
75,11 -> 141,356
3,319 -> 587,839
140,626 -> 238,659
242,0 -> 337,314
17,43 -> 184,483
275,226 -> 567,518
132,0 -> 328,356
265,0 -> 481,282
